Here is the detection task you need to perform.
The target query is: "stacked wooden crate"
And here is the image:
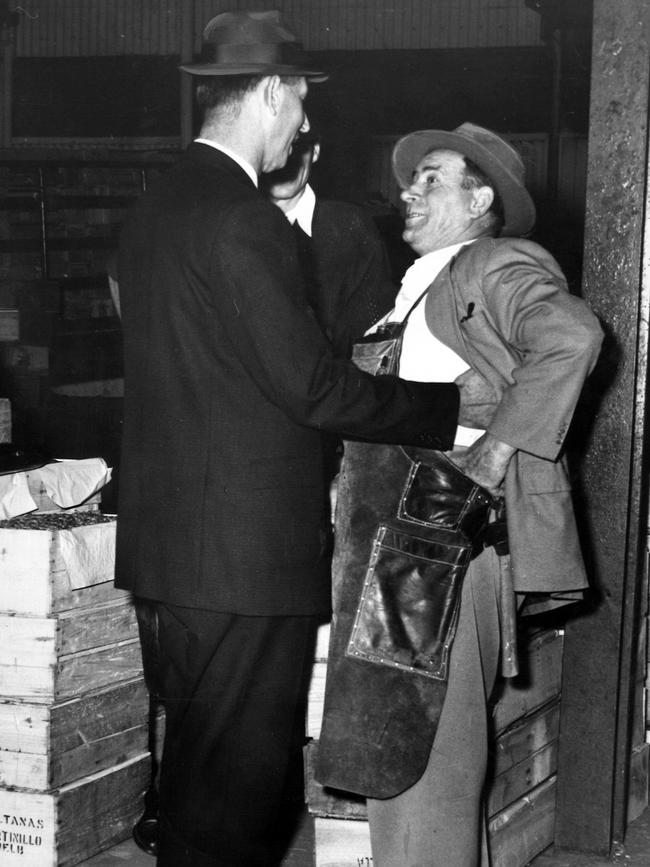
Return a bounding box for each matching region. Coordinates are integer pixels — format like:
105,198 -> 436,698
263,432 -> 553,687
0,505 -> 149,866
305,626 -> 564,867
0,397 -> 10,441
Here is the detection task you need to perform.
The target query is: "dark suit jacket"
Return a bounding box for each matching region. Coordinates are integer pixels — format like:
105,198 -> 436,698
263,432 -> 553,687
114,143 -> 458,616
293,198 -> 398,486
293,199 -> 397,357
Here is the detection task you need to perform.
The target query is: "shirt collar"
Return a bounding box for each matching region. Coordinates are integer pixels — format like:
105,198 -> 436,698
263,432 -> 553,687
194,138 -> 258,188
390,241 -> 475,322
283,184 -> 316,237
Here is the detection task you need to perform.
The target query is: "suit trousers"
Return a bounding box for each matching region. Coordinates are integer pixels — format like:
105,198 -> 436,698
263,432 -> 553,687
366,544 -> 501,867
134,599 -> 319,867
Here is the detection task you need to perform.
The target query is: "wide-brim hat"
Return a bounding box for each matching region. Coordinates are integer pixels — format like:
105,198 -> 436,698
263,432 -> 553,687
180,9 -> 327,81
391,122 -> 536,236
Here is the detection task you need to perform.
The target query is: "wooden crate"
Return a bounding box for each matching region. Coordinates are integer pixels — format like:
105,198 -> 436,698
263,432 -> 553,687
0,598 -> 142,701
0,397 -> 10,442
313,779 -> 556,867
313,816 -> 372,867
0,598 -> 137,663
305,699 -> 560,822
491,628 -> 564,735
487,699 -> 559,817
2,343 -> 49,373
308,628 -> 563,867
306,628 -> 563,750
490,777 -> 556,867
0,515 -> 127,616
0,752 -> 149,867
0,678 -> 149,791
307,660 -> 327,739
306,623 -> 331,738
0,308 -> 19,341
0,636 -> 142,702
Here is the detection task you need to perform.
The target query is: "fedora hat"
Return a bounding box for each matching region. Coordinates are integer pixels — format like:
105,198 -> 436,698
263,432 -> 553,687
180,9 -> 327,81
391,122 -> 536,237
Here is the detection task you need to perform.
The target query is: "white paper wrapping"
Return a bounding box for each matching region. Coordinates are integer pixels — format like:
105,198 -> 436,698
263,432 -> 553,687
0,473 -> 37,519
58,522 -> 116,590
33,458 -> 113,508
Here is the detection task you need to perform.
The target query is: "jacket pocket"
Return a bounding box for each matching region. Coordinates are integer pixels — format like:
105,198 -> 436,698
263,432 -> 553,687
519,456 -> 572,494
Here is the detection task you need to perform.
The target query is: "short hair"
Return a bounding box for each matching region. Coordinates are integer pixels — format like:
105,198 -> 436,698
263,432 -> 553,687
196,75 -> 265,114
461,157 -> 504,235
196,74 -> 303,116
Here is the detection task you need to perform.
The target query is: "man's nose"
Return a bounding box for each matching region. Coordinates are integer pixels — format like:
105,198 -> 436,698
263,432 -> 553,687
299,114 -> 310,135
400,185 -> 418,202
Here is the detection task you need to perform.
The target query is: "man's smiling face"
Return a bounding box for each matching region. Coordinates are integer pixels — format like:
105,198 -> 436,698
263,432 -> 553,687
400,149 -> 479,255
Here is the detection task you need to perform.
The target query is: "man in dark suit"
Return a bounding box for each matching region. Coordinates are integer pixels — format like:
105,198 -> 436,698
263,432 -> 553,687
263,128 -> 396,358
264,127 -> 398,500
115,11 -> 490,866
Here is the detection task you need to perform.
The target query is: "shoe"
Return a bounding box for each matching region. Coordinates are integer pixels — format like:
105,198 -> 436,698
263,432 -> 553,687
133,815 -> 158,858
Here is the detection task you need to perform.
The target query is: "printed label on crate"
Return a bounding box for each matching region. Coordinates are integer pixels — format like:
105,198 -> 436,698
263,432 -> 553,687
0,807 -> 51,859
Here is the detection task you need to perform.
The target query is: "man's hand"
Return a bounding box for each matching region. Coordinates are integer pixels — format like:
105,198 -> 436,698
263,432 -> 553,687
449,433 -> 516,497
456,369 -> 498,429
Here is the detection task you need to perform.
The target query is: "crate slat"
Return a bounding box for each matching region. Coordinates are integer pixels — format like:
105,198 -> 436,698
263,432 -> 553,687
0,678 -> 149,791
0,637 -> 143,702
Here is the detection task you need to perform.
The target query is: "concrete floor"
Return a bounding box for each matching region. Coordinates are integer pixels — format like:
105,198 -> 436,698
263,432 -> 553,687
81,806 -> 650,866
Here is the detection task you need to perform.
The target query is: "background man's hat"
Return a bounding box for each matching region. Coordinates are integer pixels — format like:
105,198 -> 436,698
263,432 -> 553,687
391,122 -> 536,236
179,9 -> 327,81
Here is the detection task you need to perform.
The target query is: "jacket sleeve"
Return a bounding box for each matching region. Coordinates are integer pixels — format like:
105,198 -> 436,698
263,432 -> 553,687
326,204 -> 398,353
480,239 -> 603,460
210,198 -> 459,449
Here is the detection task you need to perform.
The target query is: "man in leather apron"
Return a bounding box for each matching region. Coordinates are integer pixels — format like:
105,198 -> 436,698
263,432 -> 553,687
316,123 -> 603,866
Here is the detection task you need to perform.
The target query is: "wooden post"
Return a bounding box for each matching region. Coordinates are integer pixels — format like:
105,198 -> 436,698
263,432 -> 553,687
555,0 -> 650,854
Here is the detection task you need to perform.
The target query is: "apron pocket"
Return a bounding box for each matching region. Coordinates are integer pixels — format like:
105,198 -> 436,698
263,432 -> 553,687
346,524 -> 471,681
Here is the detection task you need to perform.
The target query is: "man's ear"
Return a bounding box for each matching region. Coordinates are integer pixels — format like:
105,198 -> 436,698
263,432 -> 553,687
470,185 -> 494,218
263,75 -> 283,116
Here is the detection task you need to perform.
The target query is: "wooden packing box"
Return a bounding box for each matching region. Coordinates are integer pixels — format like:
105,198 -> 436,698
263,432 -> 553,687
0,752 -> 150,867
305,698 -> 560,822
2,343 -> 49,373
0,599 -> 142,701
312,779 -> 556,867
307,628 -> 563,867
0,635 -> 142,703
0,514 -> 128,616
0,678 -> 149,791
491,628 -> 563,734
487,698 -> 559,817
306,626 -> 563,746
0,308 -> 19,342
489,777 -> 556,867
307,660 -> 327,739
0,397 -> 10,442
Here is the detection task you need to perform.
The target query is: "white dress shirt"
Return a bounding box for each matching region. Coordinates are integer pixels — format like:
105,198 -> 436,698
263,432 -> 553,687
282,184 -> 316,236
372,241 -> 484,446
